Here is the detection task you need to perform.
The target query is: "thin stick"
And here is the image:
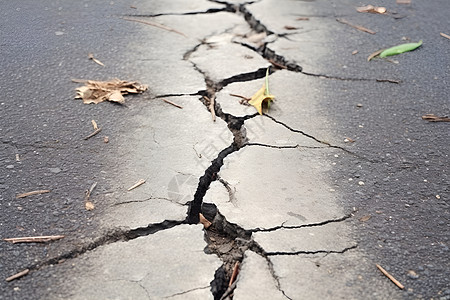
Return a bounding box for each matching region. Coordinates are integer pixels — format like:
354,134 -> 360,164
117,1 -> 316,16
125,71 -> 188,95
204,96 -> 216,122
376,264 -> 404,289
229,94 -> 251,101
16,190 -> 51,199
162,98 -> 183,109
84,128 -> 102,140
440,32 -> 450,40
6,269 -> 29,282
127,179 -> 146,191
228,261 -> 240,286
336,18 -> 376,34
122,17 -> 187,38
268,59 -> 287,69
4,235 -> 65,244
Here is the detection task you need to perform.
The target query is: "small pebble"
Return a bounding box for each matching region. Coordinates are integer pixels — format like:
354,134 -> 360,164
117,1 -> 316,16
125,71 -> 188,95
356,103 -> 363,107
407,270 -> 419,279
6,165 -> 14,169
436,195 -> 441,199
358,181 -> 365,186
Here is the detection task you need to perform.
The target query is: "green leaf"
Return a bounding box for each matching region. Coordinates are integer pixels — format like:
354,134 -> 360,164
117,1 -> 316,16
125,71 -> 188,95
379,40 -> 423,58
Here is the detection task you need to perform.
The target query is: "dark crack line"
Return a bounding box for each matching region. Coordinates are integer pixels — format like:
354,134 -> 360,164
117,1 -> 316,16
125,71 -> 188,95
301,71 -> 401,84
265,244 -> 358,256
12,219 -> 186,281
250,213 -> 353,232
263,114 -> 372,161
113,197 -> 186,207
155,92 -> 202,98
165,286 -> 210,298
123,7 -> 233,18
247,142 -> 327,149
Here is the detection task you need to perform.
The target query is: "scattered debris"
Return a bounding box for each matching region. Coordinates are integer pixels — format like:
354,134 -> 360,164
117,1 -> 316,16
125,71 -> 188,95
422,114 -> 450,122
336,18 -> 376,34
284,25 -> 299,30
6,269 -> 29,282
203,96 -> 217,122
376,264 -> 405,289
379,40 -> 422,58
296,17 -> 310,21
16,190 -> 51,199
84,120 -> 102,140
121,17 -> 187,38
352,50 -> 359,55
396,0 -> 411,4
84,182 -> 97,211
344,137 -> 355,143
249,68 -> 275,115
228,261 -> 240,286
103,136 -> 109,143
199,213 -> 212,229
4,235 -> 65,244
356,5 -> 387,14
127,179 -> 146,191
162,98 -> 183,109
88,53 -> 105,66
230,93 -> 251,105
359,215 -> 371,222
440,32 -> 450,40
73,78 -> 148,104
367,49 -> 385,61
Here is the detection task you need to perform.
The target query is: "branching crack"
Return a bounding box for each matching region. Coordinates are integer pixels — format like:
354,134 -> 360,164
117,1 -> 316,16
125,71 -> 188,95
250,212 -> 353,232
265,244 -> 358,256
19,219 -> 185,280
123,7 -> 234,18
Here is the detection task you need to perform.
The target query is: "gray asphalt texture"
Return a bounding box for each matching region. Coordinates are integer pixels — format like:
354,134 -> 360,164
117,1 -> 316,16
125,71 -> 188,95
1,0 -> 449,299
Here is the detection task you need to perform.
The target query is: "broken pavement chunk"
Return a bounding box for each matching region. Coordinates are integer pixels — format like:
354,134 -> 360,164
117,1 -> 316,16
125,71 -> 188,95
73,79 -> 148,104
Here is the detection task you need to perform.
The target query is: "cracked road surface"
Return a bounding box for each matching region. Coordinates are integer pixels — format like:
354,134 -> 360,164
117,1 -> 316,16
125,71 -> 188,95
1,0 -> 449,299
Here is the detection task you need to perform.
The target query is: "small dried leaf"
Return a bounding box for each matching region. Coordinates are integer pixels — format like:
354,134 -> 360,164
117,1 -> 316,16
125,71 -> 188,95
359,215 -> 372,222
356,5 -> 387,14
73,79 -> 147,104
85,201 -> 95,211
199,213 -> 212,229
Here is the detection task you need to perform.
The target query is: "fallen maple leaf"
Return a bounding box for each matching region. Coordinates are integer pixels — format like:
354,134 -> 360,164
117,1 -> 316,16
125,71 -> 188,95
73,79 -> 148,104
248,68 -> 275,115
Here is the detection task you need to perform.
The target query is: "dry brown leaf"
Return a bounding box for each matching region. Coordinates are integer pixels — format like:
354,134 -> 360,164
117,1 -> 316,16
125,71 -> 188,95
422,114 -> 450,122
74,79 -> 147,104
356,5 -> 387,14
199,213 -> 212,229
16,190 -> 51,199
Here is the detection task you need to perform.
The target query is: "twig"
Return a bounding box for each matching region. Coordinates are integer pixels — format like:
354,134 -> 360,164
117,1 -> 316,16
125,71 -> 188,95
84,182 -> 97,211
268,59 -> 287,69
121,17 -> 187,38
204,96 -> 216,122
6,269 -> 29,282
84,128 -> 102,140
162,98 -> 183,109
16,190 -> 51,199
219,280 -> 238,300
336,18 -> 376,34
376,264 -> 404,289
4,235 -> 65,244
229,93 -> 251,102
91,120 -> 99,130
228,261 -> 240,286
127,179 -> 146,191
440,32 -> 450,40
88,53 -> 105,67
422,114 -> 450,122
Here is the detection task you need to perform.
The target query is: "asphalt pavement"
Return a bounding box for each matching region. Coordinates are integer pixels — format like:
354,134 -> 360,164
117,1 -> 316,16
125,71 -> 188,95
0,0 -> 449,299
